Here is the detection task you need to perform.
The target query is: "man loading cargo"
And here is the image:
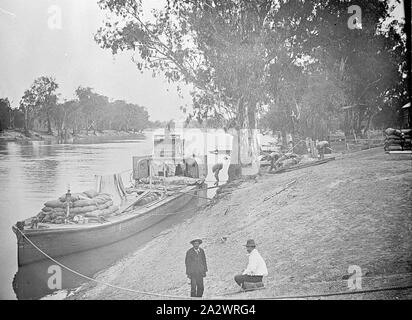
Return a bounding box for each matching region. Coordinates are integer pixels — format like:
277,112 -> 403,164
234,239 -> 268,290
212,162 -> 223,186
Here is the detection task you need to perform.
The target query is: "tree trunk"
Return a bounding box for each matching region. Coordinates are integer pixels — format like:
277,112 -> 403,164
23,107 -> 30,136
47,114 -> 52,135
9,109 -> 14,129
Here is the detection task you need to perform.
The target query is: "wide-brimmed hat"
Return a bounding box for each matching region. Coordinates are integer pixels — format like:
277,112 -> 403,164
244,239 -> 256,247
190,238 -> 202,245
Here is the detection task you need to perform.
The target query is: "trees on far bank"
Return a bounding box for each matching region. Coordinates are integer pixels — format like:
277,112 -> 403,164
20,76 -> 58,135
0,77 -> 152,137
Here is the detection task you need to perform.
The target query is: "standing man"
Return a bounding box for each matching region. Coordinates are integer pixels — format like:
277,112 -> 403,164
234,239 -> 268,289
185,237 -> 208,297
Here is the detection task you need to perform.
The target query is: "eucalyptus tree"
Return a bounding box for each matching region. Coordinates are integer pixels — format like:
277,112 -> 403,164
19,76 -> 58,135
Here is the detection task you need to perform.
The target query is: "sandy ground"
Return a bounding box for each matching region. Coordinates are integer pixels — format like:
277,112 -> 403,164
70,148 -> 412,300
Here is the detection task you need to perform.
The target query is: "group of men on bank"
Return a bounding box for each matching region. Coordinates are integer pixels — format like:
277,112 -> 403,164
185,237 -> 268,297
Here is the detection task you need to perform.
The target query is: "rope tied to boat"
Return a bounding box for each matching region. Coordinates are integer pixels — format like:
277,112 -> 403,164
15,227 -> 412,300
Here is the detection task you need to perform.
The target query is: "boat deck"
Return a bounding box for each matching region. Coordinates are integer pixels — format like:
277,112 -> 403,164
21,185 -> 196,233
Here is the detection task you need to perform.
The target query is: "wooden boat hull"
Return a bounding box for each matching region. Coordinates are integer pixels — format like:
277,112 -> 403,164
13,186 -> 204,266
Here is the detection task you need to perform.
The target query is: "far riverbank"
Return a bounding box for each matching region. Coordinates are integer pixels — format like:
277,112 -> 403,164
0,129 -> 147,144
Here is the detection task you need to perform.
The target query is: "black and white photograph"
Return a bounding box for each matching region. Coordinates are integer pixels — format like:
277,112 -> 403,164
0,0 -> 411,306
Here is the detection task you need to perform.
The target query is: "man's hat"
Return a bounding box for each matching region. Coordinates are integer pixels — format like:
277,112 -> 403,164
244,239 -> 256,247
190,238 -> 202,245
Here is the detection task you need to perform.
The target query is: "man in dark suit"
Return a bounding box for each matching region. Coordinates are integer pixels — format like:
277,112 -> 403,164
185,238 -> 208,297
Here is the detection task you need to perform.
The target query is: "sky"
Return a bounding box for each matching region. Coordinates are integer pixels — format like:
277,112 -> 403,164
0,0 -> 405,121
0,0 -> 192,121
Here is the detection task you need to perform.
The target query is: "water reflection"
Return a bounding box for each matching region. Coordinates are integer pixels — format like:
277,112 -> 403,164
0,137 -> 152,300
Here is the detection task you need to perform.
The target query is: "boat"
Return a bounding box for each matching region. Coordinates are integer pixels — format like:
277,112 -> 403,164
12,127 -> 208,266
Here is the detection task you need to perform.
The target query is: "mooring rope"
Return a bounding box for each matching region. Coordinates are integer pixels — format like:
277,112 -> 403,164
16,227 -> 412,300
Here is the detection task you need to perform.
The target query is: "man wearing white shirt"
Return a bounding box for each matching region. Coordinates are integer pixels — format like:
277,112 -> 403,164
234,239 -> 268,289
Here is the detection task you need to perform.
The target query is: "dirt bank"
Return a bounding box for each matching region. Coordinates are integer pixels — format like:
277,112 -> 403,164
70,148 -> 412,300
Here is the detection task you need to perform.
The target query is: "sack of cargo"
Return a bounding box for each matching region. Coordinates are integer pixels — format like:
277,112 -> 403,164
386,135 -> 402,140
42,206 -> 53,213
98,193 -> 112,199
51,211 -> 65,218
78,205 -> 98,214
44,200 -> 65,209
97,200 -> 112,210
97,203 -> 109,210
83,189 -> 99,199
401,129 -> 412,134
53,217 -> 65,224
386,139 -> 403,145
68,207 -> 83,214
384,128 -> 402,136
101,208 -> 110,216
94,196 -> 109,205
42,214 -> 52,222
73,199 -> 97,208
388,145 -> 402,151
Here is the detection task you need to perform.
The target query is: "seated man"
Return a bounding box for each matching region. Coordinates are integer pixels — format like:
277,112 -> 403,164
234,239 -> 268,289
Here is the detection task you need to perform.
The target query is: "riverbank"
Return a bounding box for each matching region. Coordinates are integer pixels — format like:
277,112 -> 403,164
0,129 -> 146,143
67,148 -> 411,300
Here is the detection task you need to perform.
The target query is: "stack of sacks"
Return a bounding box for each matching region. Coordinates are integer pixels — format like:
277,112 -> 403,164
36,189 -> 119,224
384,128 -> 411,151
